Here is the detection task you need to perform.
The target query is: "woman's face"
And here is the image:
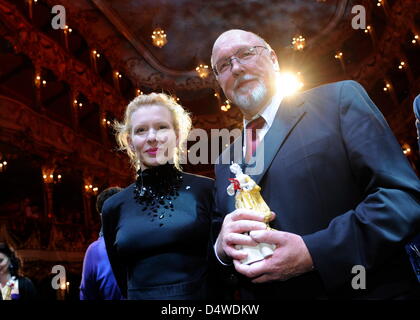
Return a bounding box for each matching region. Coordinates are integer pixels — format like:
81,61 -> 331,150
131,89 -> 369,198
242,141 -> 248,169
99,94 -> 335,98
129,104 -> 178,170
0,253 -> 10,275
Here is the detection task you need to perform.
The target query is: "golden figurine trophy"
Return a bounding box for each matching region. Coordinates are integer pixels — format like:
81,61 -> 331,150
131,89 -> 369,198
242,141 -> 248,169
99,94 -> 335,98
227,163 -> 276,265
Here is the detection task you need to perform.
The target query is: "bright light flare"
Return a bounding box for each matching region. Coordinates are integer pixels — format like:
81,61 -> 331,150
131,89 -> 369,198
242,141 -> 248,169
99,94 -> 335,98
276,72 -> 303,96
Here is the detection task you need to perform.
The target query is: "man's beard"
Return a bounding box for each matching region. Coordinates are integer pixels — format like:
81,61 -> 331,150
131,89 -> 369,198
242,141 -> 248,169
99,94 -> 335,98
232,75 -> 269,111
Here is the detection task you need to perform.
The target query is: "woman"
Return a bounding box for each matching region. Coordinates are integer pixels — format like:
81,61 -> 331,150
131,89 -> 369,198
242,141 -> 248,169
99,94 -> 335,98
102,93 -> 214,300
0,242 -> 37,300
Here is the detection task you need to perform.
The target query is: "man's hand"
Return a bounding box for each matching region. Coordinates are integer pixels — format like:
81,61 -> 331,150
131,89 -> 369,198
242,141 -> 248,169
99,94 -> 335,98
215,209 -> 275,263
233,230 -> 314,282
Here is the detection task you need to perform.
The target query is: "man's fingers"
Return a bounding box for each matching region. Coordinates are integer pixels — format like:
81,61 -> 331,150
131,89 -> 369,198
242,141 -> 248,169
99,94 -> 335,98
268,211 -> 276,222
225,233 -> 259,247
230,220 -> 267,234
251,273 -> 287,283
249,230 -> 285,245
251,274 -> 271,283
225,247 -> 248,261
233,259 -> 267,279
230,209 -> 267,222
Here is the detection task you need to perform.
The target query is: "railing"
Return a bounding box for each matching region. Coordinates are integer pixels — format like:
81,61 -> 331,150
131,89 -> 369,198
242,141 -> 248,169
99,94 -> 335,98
0,215 -> 97,252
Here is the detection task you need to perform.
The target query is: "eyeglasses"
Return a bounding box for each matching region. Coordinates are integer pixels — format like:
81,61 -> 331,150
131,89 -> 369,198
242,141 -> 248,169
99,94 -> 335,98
213,46 -> 267,76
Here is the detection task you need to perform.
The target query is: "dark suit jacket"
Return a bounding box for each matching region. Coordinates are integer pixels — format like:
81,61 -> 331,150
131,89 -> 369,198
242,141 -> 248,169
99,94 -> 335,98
213,80 -> 420,299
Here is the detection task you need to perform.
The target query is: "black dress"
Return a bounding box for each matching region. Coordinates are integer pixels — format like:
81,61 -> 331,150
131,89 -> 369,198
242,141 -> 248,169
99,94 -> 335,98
102,164 -> 214,300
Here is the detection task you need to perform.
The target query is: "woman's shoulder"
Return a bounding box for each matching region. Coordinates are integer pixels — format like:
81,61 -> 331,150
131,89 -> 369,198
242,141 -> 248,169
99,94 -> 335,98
102,183 -> 135,214
182,172 -> 214,187
181,172 -> 214,198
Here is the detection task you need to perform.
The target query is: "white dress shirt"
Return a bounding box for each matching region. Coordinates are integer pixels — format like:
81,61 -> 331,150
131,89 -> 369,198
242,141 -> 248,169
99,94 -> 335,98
242,91 -> 284,156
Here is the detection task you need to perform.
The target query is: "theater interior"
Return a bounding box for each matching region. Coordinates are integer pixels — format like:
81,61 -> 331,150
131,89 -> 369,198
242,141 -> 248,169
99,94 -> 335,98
0,0 -> 419,300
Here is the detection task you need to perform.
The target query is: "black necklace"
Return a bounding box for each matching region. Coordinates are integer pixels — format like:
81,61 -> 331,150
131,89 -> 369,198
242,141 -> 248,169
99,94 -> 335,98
133,164 -> 183,227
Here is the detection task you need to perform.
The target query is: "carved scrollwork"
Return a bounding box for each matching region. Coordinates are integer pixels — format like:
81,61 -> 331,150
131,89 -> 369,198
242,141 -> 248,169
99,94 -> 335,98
0,0 -> 124,117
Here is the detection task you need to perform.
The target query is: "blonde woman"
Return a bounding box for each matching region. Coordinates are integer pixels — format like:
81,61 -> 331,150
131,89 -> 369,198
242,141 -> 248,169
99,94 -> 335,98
102,93 -> 214,300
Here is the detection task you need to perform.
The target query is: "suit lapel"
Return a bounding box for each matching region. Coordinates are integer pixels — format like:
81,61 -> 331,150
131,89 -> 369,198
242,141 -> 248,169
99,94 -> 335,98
245,94 -> 306,185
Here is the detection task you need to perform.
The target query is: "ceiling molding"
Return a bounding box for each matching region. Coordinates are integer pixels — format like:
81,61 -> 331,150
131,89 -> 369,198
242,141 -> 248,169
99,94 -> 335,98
306,0 -> 351,48
91,0 -> 199,78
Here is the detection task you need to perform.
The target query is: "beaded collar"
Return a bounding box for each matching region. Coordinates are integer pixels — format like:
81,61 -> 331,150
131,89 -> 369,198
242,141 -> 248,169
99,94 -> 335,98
133,163 -> 183,227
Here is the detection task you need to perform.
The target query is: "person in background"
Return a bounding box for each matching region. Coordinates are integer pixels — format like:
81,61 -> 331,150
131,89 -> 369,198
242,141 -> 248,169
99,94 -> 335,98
79,187 -> 123,300
0,242 -> 37,300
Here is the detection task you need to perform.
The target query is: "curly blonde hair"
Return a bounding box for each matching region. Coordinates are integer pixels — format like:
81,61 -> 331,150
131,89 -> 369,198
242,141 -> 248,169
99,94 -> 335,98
114,92 -> 192,171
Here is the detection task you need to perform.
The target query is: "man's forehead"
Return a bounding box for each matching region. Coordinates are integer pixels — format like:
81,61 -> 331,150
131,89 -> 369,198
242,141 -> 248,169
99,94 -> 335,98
212,31 -> 261,59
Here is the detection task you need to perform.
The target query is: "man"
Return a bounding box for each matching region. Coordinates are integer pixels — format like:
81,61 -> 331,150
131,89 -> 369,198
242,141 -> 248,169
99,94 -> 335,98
80,187 -> 123,300
212,29 -> 420,299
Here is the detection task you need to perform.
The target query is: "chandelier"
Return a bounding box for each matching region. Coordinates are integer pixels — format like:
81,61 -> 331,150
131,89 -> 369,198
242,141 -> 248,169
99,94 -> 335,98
221,100 -> 231,112
0,160 -> 7,172
195,64 -> 210,78
292,35 -> 305,51
151,28 -> 168,48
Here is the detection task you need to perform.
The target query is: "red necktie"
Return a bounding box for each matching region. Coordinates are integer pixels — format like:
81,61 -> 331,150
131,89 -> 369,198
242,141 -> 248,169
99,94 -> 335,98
245,116 -> 265,162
